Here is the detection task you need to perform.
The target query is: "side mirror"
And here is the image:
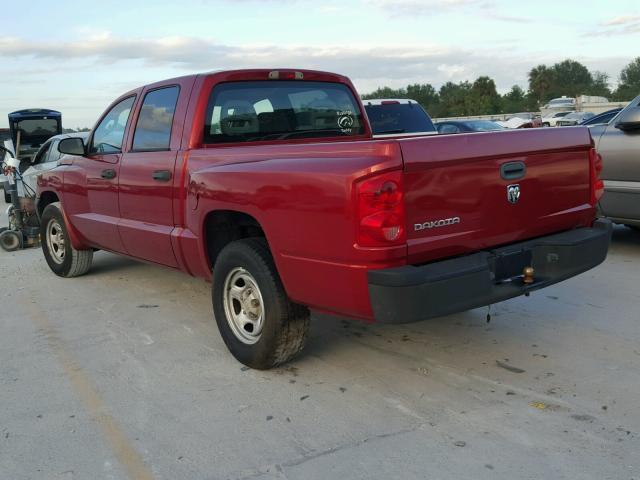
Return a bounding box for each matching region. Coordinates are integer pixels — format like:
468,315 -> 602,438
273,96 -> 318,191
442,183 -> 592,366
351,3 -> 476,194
58,137 -> 86,155
615,108 -> 640,131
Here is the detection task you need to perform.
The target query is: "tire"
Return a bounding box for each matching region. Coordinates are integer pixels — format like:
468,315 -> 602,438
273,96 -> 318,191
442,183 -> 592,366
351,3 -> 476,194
0,229 -> 23,252
542,122 -> 550,127
40,202 -> 93,277
212,238 -> 310,369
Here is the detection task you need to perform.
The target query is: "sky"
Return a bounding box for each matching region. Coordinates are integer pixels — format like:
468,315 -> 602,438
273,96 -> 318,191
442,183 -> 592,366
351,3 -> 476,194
2,0 -> 639,128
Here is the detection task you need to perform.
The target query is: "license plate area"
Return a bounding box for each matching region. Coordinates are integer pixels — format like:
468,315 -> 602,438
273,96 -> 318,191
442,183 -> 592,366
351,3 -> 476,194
493,249 -> 532,282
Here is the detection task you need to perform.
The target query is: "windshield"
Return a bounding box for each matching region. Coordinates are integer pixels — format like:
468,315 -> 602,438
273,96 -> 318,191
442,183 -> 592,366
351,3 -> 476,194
462,120 -> 503,131
204,81 -> 365,143
549,99 -> 573,106
364,103 -> 435,134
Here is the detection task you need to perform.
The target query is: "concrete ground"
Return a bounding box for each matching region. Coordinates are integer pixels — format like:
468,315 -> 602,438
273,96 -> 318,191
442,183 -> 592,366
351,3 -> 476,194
1,226 -> 639,480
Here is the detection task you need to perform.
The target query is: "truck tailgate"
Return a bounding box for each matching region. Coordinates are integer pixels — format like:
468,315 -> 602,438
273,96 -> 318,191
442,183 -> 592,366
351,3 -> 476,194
400,128 -> 596,264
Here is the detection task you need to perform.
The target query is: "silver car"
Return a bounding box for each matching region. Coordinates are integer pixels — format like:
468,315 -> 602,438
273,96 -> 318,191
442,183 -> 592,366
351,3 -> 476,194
589,95 -> 640,228
556,111 -> 595,126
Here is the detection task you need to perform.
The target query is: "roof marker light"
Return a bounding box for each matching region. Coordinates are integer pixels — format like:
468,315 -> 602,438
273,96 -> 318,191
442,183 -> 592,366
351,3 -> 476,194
268,71 -> 304,80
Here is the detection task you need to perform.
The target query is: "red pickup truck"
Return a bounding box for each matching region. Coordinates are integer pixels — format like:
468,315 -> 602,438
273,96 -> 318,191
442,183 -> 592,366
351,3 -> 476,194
37,69 -> 611,369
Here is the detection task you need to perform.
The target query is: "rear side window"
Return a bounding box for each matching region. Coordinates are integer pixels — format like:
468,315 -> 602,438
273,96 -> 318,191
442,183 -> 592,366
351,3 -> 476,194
132,86 -> 179,151
204,81 -> 365,143
365,103 -> 436,135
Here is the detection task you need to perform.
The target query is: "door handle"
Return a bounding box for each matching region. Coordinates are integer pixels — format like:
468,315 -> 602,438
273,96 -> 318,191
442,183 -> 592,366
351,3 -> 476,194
101,169 -> 117,180
500,161 -> 526,180
152,170 -> 172,182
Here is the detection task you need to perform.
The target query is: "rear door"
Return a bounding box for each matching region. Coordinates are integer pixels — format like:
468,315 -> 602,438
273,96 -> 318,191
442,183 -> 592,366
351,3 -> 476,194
117,83 -> 185,267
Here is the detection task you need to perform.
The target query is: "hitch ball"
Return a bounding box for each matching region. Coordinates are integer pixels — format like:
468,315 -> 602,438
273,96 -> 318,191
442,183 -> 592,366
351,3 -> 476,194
523,266 -> 535,284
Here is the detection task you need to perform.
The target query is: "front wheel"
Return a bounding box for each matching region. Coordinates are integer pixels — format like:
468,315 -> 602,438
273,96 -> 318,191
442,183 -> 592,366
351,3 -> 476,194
212,238 -> 310,369
41,202 -> 93,277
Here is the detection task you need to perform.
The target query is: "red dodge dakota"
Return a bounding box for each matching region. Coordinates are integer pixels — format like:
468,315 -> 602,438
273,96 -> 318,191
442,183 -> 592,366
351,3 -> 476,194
37,69 -> 611,369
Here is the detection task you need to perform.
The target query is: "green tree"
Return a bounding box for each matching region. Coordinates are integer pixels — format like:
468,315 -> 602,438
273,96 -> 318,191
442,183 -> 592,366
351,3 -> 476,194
586,71 -> 612,97
361,86 -> 407,100
406,83 -> 439,115
528,64 -> 555,106
614,57 -> 640,100
467,76 -> 501,115
438,81 -> 472,117
551,60 -> 593,98
501,85 -> 528,113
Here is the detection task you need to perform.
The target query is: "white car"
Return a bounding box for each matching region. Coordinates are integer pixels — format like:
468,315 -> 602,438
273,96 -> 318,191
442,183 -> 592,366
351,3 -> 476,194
16,132 -> 89,198
541,111 -> 573,127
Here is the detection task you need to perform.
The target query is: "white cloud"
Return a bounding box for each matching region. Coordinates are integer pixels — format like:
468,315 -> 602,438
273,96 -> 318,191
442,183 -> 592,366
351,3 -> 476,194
602,15 -> 640,26
0,33 -> 633,126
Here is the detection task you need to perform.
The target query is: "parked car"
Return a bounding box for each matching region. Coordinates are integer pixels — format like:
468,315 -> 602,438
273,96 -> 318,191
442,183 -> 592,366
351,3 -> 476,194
499,113 -> 542,129
38,69 -> 611,369
17,132 -> 89,197
580,108 -> 622,126
2,109 -> 62,203
556,111 -> 595,126
543,97 -> 576,110
541,111 -> 572,127
435,119 -> 504,134
589,95 -> 640,228
361,99 -> 436,137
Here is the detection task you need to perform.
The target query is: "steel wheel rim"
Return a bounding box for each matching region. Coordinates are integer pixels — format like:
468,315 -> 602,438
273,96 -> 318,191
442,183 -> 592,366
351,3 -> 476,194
222,267 -> 265,345
46,218 -> 66,264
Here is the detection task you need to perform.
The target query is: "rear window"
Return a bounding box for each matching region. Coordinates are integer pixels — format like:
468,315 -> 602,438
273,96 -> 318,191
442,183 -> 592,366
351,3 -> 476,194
204,81 -> 365,143
16,119 -> 59,145
364,103 -> 435,135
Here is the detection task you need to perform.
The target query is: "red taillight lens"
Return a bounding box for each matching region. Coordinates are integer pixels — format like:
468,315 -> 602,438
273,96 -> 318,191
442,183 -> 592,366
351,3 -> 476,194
356,171 -> 405,247
589,147 -> 604,206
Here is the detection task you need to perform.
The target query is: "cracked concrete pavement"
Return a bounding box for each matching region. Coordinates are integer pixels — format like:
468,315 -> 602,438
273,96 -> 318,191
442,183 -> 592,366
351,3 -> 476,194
1,226 -> 639,479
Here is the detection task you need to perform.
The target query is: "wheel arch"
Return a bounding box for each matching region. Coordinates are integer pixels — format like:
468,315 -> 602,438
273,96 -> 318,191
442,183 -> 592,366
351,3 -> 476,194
202,209 -> 268,269
36,190 -> 60,218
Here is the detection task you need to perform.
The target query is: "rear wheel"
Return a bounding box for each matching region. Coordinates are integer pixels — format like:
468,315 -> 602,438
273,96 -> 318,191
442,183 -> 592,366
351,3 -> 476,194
212,238 -> 310,369
41,202 -> 93,277
0,230 -> 23,252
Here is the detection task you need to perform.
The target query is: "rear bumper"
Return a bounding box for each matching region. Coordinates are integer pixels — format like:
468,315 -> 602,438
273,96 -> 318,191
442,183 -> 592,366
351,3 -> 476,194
368,219 -> 612,323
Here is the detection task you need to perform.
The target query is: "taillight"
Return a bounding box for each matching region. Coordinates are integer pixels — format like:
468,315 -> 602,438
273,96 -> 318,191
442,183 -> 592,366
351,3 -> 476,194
356,171 -> 405,247
589,147 -> 604,206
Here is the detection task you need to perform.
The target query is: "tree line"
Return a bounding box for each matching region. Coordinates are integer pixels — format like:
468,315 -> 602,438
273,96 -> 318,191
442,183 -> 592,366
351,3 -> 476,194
361,57 -> 640,118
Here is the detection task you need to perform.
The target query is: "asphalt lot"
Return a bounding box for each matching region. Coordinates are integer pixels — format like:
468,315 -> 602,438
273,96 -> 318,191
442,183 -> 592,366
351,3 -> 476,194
1,226 -> 639,480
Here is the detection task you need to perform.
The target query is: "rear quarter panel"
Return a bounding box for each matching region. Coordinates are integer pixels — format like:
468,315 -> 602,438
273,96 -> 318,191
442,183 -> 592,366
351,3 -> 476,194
181,140 -> 404,319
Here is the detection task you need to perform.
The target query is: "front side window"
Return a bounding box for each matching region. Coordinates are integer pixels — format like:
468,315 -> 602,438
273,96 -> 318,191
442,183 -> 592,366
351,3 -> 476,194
132,86 -> 179,151
204,81 -> 365,143
90,96 -> 135,154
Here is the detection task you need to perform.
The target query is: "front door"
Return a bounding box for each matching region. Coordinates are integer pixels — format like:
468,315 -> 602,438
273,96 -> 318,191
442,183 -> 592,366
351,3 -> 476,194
63,96 -> 136,252
118,85 -> 181,267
